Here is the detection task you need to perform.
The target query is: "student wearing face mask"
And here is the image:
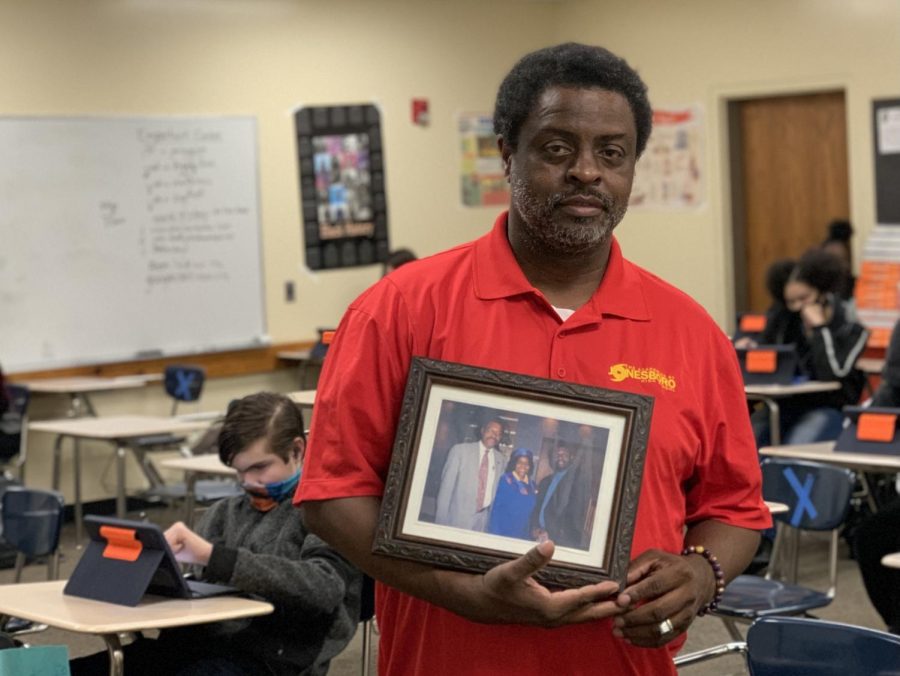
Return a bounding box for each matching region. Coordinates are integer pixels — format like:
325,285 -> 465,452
749,249 -> 869,447
70,391 -> 361,676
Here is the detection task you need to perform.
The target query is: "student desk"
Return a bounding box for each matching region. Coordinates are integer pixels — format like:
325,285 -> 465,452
278,348 -> 320,389
15,375 -> 162,417
882,552 -> 900,569
0,580 -> 273,676
745,381 -> 841,446
760,439 -> 900,521
856,357 -> 886,375
759,440 -> 900,474
29,416 -> 210,542
765,500 -> 789,515
159,454 -> 237,527
288,389 -> 317,409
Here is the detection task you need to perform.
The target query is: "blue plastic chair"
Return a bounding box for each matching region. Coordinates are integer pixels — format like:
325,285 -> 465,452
163,364 -> 206,416
1,487 -> 65,582
714,458 -> 856,640
747,616 -> 900,675
0,385 -> 30,482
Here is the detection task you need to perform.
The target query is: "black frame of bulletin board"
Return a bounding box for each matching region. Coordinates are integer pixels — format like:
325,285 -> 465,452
295,104 -> 390,270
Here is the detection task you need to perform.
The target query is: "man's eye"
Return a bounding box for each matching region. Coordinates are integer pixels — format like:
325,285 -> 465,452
544,143 -> 571,156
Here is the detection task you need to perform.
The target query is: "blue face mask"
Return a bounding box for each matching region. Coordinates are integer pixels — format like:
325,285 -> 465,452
243,468 -> 301,512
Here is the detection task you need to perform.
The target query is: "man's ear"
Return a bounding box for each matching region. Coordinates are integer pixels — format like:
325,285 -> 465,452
498,136 -> 512,180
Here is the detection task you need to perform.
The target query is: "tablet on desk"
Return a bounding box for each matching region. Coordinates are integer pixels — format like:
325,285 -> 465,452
736,344 -> 799,386
64,515 -> 238,607
836,405 -> 900,456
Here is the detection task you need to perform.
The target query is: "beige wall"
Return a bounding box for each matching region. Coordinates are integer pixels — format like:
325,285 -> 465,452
560,0 -> 900,324
5,0 -> 899,500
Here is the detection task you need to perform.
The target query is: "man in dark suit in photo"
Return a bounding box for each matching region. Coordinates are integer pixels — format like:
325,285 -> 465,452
531,440 -> 592,550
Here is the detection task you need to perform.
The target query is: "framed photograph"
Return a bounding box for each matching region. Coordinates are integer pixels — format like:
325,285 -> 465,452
294,104 -> 389,270
373,357 -> 653,589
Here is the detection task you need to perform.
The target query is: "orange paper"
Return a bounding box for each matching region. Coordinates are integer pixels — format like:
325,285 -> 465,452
746,350 -> 777,373
322,330 -> 336,345
99,525 -> 143,562
739,314 -> 767,332
857,413 -> 897,443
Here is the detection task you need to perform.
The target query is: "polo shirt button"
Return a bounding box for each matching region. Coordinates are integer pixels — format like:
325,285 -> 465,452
557,367 -> 566,377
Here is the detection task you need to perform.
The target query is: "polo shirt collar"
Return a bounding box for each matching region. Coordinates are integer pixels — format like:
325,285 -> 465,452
473,211 -> 650,321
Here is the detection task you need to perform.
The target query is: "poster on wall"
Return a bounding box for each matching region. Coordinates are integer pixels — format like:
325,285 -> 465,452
629,106 -> 705,210
294,104 -> 389,270
459,112 -> 510,208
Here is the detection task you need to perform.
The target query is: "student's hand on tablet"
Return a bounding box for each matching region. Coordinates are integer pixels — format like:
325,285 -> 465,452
165,521 -> 213,566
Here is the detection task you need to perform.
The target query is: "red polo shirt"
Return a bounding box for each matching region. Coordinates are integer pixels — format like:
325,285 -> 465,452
297,212 -> 770,676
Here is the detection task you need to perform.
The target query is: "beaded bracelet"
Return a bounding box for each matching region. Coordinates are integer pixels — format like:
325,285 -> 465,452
681,545 -> 725,616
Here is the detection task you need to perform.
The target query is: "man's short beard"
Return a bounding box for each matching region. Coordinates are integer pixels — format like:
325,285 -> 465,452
510,176 -> 627,256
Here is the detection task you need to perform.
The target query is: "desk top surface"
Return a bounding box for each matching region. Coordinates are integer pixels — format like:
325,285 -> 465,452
857,357 -> 885,375
14,375 -> 162,394
277,349 -> 312,361
160,454 -> 235,476
760,441 -> 900,471
765,500 -> 789,515
882,552 -> 900,569
288,390 -> 316,407
0,580 -> 272,634
29,415 -> 209,439
745,381 -> 841,397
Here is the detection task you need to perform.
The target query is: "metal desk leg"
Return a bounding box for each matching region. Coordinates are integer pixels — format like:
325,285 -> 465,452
74,439 -> 84,543
115,443 -> 128,518
184,472 -> 198,529
51,435 -> 64,492
761,396 -> 782,447
859,473 -> 880,514
102,632 -> 125,676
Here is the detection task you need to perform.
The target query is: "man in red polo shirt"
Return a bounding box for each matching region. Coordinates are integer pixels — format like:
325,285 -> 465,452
297,42 -> 770,675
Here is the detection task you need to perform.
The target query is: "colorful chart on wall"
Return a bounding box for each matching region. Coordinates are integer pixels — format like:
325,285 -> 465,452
459,112 -> 510,207
629,105 -> 705,210
294,104 -> 389,270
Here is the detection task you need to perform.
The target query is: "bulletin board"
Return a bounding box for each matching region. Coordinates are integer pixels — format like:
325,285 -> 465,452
873,98 -> 900,225
294,104 -> 390,270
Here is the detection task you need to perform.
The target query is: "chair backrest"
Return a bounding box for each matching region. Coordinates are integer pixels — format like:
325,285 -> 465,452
1,487 -> 65,558
760,458 -> 855,531
0,385 -> 29,466
164,365 -> 206,414
747,616 -> 900,675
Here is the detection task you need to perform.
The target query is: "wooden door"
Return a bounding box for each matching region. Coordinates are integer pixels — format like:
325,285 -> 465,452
730,92 -> 850,314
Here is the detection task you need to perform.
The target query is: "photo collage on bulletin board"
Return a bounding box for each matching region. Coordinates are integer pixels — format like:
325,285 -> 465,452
295,104 -> 389,270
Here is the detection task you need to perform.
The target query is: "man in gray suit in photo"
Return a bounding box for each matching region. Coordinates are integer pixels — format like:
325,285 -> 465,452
435,418 -> 507,531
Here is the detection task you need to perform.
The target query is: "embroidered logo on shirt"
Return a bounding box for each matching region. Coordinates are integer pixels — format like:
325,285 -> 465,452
608,363 -> 676,392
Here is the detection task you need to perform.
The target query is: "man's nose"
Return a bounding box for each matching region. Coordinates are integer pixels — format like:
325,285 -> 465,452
566,148 -> 603,185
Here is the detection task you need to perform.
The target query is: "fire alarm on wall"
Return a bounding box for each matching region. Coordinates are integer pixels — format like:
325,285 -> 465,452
412,98 -> 429,126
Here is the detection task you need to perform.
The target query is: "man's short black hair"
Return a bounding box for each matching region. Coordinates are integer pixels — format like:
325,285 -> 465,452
493,43 -> 653,157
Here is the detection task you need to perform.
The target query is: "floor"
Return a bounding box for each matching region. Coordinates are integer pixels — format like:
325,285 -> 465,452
5,506 -> 887,676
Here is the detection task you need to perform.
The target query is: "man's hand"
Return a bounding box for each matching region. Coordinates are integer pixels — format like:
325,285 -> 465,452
451,540 -> 623,627
611,549 -> 715,647
165,521 -> 213,566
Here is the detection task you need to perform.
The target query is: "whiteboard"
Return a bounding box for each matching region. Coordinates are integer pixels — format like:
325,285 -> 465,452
0,116 -> 267,373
